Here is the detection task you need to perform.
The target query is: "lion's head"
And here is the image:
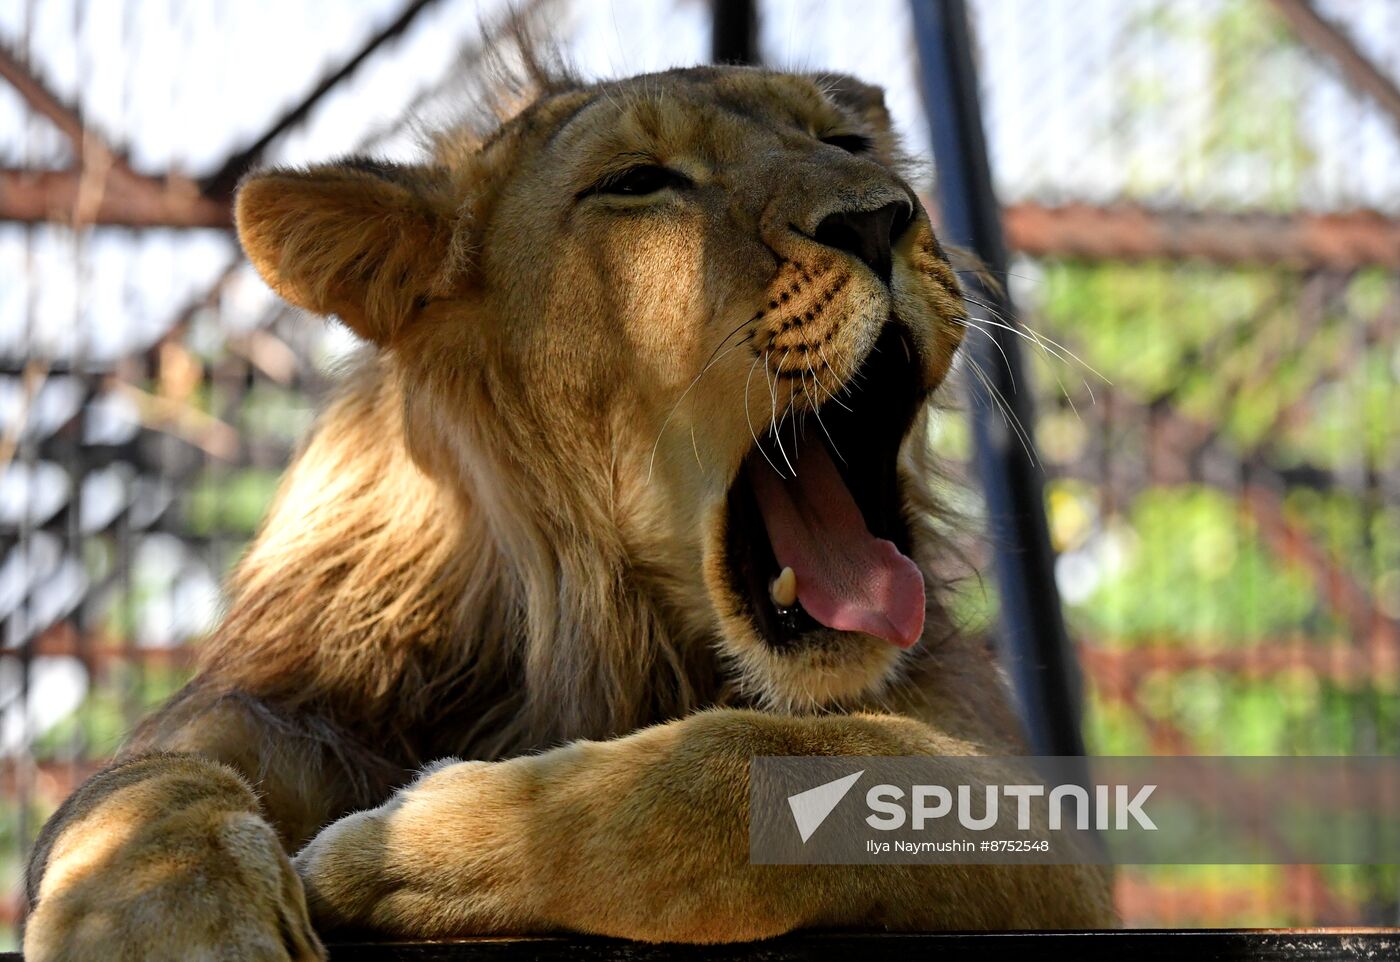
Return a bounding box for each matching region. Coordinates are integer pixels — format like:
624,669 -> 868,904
235,66 -> 966,726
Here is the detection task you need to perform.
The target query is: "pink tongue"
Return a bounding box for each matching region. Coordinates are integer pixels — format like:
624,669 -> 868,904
747,437 -> 925,648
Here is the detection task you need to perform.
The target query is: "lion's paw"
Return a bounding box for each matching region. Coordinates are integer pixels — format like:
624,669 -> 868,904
24,810 -> 325,962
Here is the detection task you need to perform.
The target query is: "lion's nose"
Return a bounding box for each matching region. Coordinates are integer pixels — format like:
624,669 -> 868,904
812,201 -> 914,286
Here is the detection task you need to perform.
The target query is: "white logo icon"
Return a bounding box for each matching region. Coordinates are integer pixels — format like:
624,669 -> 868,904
787,770 -> 864,843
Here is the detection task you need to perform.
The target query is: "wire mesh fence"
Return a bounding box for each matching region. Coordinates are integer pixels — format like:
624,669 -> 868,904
958,0 -> 1400,925
1,0 -> 1397,944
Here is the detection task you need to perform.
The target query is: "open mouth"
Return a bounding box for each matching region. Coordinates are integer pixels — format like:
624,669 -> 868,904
724,322 -> 928,651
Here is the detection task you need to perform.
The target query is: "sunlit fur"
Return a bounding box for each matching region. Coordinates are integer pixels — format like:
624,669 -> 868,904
24,65 -> 1113,958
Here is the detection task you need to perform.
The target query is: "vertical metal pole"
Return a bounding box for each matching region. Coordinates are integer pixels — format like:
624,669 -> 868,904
910,0 -> 1087,758
711,0 -> 760,65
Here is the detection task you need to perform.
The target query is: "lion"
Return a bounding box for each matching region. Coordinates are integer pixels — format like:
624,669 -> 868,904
22,64 -> 1114,960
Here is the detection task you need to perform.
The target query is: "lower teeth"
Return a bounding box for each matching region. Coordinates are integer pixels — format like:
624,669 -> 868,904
770,566 -> 798,608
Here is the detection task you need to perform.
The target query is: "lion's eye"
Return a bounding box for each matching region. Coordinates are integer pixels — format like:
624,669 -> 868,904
821,133 -> 873,154
584,165 -> 692,198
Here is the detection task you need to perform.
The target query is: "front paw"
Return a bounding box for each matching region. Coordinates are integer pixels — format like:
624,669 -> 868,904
25,810 -> 325,962
293,806 -> 395,933
294,760 -> 518,938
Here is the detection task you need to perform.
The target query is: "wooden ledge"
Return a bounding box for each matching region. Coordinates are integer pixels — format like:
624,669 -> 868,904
16,929 -> 1391,961
318,930 -> 1399,961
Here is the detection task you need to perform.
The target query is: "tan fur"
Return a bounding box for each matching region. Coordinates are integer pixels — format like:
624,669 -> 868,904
24,755 -> 323,961
25,66 -> 1113,959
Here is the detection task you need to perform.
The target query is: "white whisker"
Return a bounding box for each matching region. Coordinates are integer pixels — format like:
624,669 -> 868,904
961,322 -> 1018,395
745,354 -> 785,477
966,356 -> 1039,467
964,313 -> 1102,405
645,333 -> 754,483
811,340 -> 854,412
803,360 -> 847,466
960,307 -> 1110,386
763,350 -> 797,477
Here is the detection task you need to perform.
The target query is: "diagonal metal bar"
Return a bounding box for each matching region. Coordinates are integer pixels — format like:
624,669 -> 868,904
199,0 -> 447,198
1268,0 -> 1400,137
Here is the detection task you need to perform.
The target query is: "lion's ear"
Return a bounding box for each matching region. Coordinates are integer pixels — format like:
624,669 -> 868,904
814,73 -> 893,136
235,159 -> 456,346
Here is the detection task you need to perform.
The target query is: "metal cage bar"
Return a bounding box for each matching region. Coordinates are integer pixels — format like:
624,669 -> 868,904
910,0 -> 1087,760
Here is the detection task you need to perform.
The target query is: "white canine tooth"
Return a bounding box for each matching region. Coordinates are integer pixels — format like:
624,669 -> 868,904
770,566 -> 798,609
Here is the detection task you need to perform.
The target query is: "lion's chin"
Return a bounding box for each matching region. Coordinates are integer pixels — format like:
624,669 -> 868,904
711,614 -> 909,711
